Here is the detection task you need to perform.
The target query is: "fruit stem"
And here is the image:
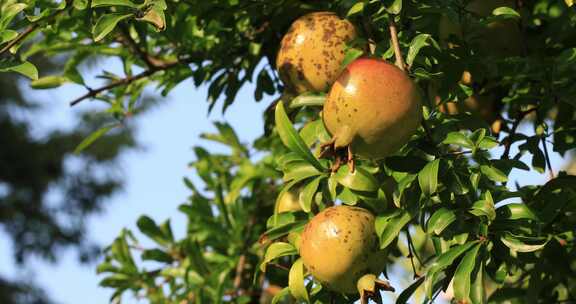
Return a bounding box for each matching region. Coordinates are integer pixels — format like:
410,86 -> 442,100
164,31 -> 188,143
347,145 -> 355,173
358,274 -> 395,304
388,18 -> 406,72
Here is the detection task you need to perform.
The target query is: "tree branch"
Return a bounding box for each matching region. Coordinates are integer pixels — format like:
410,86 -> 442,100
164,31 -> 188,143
388,18 -> 405,71
118,25 -> 165,69
0,0 -> 71,56
0,26 -> 37,56
501,107 -> 538,159
69,58 -> 193,106
541,136 -> 555,179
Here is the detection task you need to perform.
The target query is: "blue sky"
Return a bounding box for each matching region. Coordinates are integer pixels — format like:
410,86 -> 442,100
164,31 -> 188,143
0,59 -> 568,303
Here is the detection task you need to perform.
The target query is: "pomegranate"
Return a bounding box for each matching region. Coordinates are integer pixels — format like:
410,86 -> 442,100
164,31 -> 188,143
299,205 -> 389,295
276,12 -> 357,93
322,58 -> 422,160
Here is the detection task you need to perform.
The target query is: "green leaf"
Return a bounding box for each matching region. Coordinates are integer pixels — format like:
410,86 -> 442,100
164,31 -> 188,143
470,192 -> 495,221
375,209 -> 412,249
288,258 -> 309,303
443,132 -> 474,149
453,244 -> 481,303
142,248 -> 173,263
91,0 -> 139,8
470,260 -> 486,304
418,159 -> 440,195
275,101 -> 325,171
0,29 -> 18,44
427,208 -> 456,235
424,241 -> 478,298
492,6 -> 520,19
478,136 -> 498,150
0,3 -> 27,31
93,13 -> 133,42
271,287 -> 291,304
0,61 -> 38,80
74,124 -> 118,154
396,276 -> 424,304
136,215 -> 169,247
137,3 -> 166,31
260,221 -> 307,244
347,2 -> 364,16
30,75 -> 68,89
500,233 -> 548,253
385,0 -> 403,14
299,176 -> 322,212
288,94 -> 326,108
333,164 -> 378,192
480,165 -> 508,183
260,242 -> 297,272
283,162 -> 322,182
340,48 -> 364,71
406,34 -> 431,67
73,0 -> 88,9
496,203 -> 539,221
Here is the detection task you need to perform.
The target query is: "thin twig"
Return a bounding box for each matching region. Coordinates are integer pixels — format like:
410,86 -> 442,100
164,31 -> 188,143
501,107 -> 538,159
541,136 -> 555,179
388,18 -> 405,71
233,254 -> 246,291
405,230 -> 422,278
118,25 -> 166,69
69,58 -> 193,106
0,0 -> 71,56
0,26 -> 37,56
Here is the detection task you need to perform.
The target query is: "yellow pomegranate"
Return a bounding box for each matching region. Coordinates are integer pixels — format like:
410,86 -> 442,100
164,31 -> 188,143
322,58 -> 422,159
439,0 -> 523,56
276,12 -> 357,93
276,189 -> 301,213
299,205 -> 386,294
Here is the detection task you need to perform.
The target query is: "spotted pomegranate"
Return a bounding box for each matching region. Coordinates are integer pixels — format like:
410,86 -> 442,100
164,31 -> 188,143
276,12 -> 357,93
322,58 -> 422,159
299,205 -> 387,294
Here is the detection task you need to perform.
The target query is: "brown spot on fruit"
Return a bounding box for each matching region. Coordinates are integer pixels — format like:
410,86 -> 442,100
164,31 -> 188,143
276,12 -> 358,94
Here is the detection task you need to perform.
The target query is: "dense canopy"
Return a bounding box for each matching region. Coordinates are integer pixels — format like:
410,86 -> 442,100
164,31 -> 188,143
1,0 -> 576,303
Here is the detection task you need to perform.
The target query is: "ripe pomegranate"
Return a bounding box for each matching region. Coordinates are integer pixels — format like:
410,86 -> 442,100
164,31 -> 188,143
322,58 -> 422,160
276,189 -> 301,213
276,12 -> 357,93
439,0 -> 523,56
299,205 -> 389,295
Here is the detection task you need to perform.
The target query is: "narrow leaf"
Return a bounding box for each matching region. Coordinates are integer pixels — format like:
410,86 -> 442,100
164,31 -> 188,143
299,176 -> 322,212
275,101 -> 325,171
260,242 -> 297,272
334,164 -> 378,192
500,233 -> 548,253
93,13 -> 133,42
74,124 -> 117,154
419,159 -> 440,195
427,208 -> 456,235
288,258 -> 309,303
453,244 -> 481,303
